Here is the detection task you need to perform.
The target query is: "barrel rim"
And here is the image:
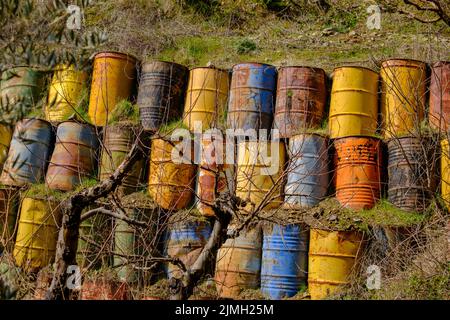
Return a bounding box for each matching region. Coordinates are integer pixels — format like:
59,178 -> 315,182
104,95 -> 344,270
332,135 -> 381,142
290,132 -> 329,140
431,61 -> 450,68
385,135 -> 433,144
231,62 -> 277,70
141,60 -> 188,70
332,65 -> 378,75
92,51 -> 139,63
277,65 -> 327,74
56,119 -> 98,131
1,65 -> 44,74
189,66 -> 229,73
21,117 -> 53,127
380,58 -> 427,68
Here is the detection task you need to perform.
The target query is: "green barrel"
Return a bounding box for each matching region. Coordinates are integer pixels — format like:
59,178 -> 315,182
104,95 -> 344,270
0,67 -> 44,122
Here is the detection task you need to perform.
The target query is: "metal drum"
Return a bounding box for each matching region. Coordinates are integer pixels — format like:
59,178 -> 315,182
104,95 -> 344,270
45,64 -> 89,122
0,187 -> 20,252
236,140 -> 285,212
228,63 -> 277,132
215,226 -> 262,299
329,66 -> 379,139
99,125 -> 146,195
0,118 -> 54,187
148,138 -> 196,210
284,134 -> 329,209
183,67 -> 229,132
380,59 -> 427,138
261,224 -> 309,299
308,229 -> 363,300
387,136 -> 436,212
88,51 -> 138,127
166,220 -> 212,279
46,121 -> 99,191
274,66 -> 327,138
13,197 -> 62,273
0,124 -> 13,171
441,139 -> 450,210
429,61 -> 450,132
138,61 -> 188,131
333,137 -> 381,210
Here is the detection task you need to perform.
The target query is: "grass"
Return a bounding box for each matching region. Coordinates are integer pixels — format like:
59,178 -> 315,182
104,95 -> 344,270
23,183 -> 65,200
108,99 -> 140,125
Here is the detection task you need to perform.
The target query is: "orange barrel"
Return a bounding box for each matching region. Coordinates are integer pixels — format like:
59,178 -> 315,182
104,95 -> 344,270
308,229 -> 364,300
13,197 -> 62,273
236,140 -> 285,212
88,51 -> 138,127
81,278 -> 129,300
387,136 -> 436,212
148,138 -> 196,210
429,61 -> 450,132
333,136 -> 381,210
0,118 -> 54,187
274,66 -> 327,138
183,67 -> 230,132
196,132 -> 234,216
99,124 -> 146,195
329,66 -> 379,139
45,64 -> 89,122
46,121 -> 99,191
380,59 -> 427,138
215,225 -> 262,299
0,186 -> 20,251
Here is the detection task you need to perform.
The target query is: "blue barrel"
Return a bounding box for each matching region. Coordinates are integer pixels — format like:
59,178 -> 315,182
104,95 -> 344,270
0,118 -> 54,186
165,220 -> 212,279
261,224 -> 309,299
227,63 -> 277,132
284,133 -> 329,208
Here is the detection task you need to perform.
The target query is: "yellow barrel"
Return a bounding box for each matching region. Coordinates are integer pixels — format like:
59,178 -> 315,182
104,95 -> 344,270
441,139 -> 450,210
236,140 -> 285,212
45,64 -> 89,122
308,229 -> 363,300
13,197 -> 62,273
380,59 -> 427,138
329,66 -> 379,138
148,138 -> 196,210
0,124 -> 13,171
183,67 -> 229,132
88,51 -> 137,126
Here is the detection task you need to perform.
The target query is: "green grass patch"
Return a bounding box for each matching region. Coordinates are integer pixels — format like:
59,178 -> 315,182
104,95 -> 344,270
108,100 -> 140,125
23,183 -> 65,201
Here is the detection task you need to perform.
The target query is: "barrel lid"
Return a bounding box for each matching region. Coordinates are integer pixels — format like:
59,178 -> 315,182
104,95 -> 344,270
91,51 -> 139,63
21,117 -> 53,126
331,134 -> 382,142
380,58 -> 427,68
431,61 -> 450,68
190,66 -> 229,73
277,65 -> 326,73
231,62 -> 277,70
141,60 -> 188,70
332,65 -> 378,75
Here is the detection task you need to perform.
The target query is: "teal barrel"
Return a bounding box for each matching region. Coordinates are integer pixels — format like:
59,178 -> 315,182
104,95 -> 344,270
261,224 -> 309,299
0,118 -> 54,186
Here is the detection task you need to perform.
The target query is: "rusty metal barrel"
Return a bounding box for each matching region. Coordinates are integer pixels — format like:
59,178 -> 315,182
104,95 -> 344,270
284,134 -> 329,209
387,136 -> 436,212
166,220 -> 212,279
0,118 -> 54,187
0,186 -> 20,252
196,132 -> 234,216
99,125 -> 146,195
0,124 -> 13,171
236,140 -> 285,212
261,223 -> 309,299
329,66 -> 379,139
215,225 -> 262,299
183,67 -> 229,132
138,61 -> 188,131
334,136 -> 381,210
148,138 -> 196,210
1,67 -> 44,119
45,64 -> 89,122
88,51 -> 138,127
429,61 -> 450,132
13,197 -> 62,273
46,121 -> 99,191
228,63 -> 277,131
308,229 -> 363,300
441,139 -> 450,210
380,59 -> 427,138
274,67 -> 327,138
